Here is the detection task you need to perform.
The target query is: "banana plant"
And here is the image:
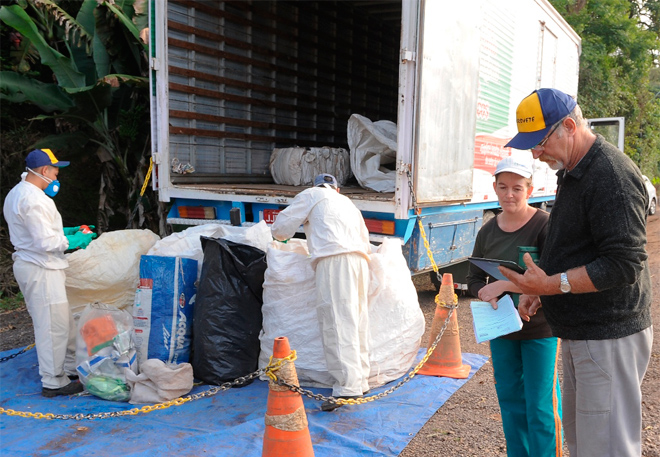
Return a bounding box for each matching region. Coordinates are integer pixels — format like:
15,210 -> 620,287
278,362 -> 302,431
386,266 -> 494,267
0,0 -> 152,232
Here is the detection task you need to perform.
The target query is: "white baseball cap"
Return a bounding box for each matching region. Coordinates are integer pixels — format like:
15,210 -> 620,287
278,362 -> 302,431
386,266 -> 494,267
494,156 -> 533,178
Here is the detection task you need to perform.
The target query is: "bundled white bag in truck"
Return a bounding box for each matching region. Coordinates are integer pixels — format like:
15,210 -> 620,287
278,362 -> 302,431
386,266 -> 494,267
269,146 -> 352,187
258,237 -> 425,388
347,113 -> 398,193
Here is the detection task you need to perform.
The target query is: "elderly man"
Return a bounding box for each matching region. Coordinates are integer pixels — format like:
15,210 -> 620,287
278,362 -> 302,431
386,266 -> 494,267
500,88 -> 652,457
271,173 -> 371,411
4,149 -> 95,397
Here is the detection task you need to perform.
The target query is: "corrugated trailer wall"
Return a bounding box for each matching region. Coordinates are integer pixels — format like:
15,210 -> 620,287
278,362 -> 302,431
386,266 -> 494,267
166,0 -> 400,184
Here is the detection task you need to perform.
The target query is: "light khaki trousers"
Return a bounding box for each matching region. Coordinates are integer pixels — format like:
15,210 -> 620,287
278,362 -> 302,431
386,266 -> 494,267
562,326 -> 653,457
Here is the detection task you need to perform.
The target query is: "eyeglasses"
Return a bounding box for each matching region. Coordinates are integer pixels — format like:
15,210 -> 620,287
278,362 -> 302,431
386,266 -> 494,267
534,120 -> 562,149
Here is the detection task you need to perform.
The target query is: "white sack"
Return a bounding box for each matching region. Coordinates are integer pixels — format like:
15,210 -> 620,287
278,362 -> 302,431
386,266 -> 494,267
259,238 -> 424,389
269,147 -> 352,187
126,359 -> 194,404
65,230 -> 160,315
366,238 -> 426,385
146,221 -> 272,280
258,239 -> 334,387
347,114 -> 398,192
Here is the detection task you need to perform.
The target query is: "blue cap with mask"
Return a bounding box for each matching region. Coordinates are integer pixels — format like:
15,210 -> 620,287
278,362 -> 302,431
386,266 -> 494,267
25,149 -> 68,197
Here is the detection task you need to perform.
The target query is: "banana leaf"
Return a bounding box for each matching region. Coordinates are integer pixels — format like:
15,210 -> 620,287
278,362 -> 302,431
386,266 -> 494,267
0,5 -> 86,88
0,70 -> 74,111
101,0 -> 146,51
76,0 -> 111,79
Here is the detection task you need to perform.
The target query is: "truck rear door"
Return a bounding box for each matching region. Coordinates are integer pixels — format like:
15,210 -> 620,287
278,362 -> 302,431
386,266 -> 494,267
411,0 -> 481,206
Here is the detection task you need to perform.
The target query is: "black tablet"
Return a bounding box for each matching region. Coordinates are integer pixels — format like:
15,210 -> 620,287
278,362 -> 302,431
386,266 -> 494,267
468,257 -> 525,281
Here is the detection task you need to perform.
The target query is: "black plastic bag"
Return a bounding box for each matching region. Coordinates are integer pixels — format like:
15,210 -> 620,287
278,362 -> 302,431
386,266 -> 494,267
192,237 -> 267,385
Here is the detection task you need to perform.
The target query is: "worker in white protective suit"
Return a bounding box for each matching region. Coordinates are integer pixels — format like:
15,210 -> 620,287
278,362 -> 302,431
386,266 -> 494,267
271,173 -> 371,411
4,149 -> 96,397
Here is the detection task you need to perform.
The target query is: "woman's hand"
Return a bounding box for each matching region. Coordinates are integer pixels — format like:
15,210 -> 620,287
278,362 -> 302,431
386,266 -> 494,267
477,281 -> 510,309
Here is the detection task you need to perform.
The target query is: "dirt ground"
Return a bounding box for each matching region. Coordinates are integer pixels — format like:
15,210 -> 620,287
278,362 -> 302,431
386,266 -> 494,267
1,213 -> 658,456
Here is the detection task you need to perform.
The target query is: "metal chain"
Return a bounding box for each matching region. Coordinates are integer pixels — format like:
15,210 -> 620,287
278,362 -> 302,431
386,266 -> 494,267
1,351 -> 302,420
0,344 -> 34,363
272,298 -> 455,406
406,170 -> 441,283
0,366 -> 267,420
126,157 -> 153,229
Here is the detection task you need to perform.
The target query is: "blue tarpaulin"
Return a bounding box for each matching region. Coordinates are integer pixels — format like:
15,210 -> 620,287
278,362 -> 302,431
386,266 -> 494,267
0,346 -> 488,456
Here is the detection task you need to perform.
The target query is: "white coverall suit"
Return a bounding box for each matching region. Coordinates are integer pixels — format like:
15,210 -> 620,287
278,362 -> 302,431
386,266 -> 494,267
271,186 -> 371,396
3,177 -> 77,389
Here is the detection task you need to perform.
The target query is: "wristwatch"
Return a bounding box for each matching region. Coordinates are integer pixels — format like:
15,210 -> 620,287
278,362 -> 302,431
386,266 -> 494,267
560,272 -> 572,293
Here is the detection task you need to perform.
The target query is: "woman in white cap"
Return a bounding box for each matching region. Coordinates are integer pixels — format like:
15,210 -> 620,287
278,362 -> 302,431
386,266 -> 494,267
467,156 -> 562,457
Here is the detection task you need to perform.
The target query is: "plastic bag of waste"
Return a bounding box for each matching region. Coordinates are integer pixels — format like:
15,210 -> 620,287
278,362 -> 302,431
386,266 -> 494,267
76,302 -> 137,401
192,238 -> 267,385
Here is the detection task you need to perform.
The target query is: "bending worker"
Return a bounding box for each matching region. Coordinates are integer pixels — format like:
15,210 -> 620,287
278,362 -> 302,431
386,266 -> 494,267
271,173 -> 371,411
4,149 -> 96,397
500,88 -> 652,457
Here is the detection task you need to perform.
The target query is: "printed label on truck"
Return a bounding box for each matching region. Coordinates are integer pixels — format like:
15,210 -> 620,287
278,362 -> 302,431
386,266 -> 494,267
263,209 -> 281,224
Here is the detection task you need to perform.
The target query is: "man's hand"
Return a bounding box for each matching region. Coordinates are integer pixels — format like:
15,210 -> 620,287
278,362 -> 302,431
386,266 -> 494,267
518,294 -> 542,322
499,253 -> 552,296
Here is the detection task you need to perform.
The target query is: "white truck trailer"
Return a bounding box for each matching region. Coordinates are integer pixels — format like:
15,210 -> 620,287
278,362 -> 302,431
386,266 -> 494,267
148,0 -> 581,277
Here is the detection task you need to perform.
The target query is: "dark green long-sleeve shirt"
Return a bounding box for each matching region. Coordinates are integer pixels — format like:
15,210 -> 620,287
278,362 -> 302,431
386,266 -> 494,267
539,135 -> 652,340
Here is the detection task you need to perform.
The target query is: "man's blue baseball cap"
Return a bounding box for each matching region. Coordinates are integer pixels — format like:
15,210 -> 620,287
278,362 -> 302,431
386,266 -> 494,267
505,88 -> 577,150
25,148 -> 70,168
314,173 -> 338,189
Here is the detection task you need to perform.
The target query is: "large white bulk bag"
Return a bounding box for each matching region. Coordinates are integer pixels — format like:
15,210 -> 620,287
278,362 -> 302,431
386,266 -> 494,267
259,239 -> 334,386
269,146 -> 351,186
259,238 -> 425,389
65,229 -> 160,315
366,238 -> 426,385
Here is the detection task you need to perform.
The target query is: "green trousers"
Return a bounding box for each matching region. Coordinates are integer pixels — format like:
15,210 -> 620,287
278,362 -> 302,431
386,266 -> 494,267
490,337 -> 563,457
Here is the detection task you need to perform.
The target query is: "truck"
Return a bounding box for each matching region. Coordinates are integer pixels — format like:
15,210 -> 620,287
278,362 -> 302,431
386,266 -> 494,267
148,0 -> 582,283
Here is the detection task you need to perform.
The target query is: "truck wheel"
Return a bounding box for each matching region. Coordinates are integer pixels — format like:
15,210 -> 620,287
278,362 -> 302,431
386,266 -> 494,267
650,197 -> 657,216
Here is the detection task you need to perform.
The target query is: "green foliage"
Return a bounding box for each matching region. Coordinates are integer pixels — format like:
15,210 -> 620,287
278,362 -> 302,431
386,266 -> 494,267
550,0 -> 660,179
0,291 -> 25,312
0,0 -> 156,232
0,69 -> 73,110
0,4 -> 86,87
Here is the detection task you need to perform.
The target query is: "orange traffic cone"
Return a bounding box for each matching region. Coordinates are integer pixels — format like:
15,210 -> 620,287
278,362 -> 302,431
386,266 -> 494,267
262,337 -> 314,457
417,273 -> 471,379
